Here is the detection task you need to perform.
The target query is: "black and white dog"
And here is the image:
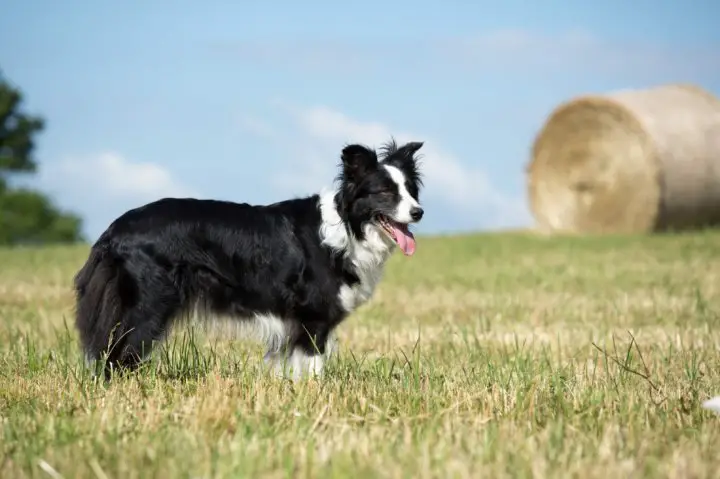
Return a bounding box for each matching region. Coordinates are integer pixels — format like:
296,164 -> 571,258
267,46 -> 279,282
74,139 -> 424,379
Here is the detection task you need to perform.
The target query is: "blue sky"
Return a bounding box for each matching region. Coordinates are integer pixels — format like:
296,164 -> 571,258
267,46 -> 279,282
1,0 -> 719,240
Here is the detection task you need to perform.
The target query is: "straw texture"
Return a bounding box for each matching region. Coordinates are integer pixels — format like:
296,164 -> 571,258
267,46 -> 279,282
527,84 -> 720,234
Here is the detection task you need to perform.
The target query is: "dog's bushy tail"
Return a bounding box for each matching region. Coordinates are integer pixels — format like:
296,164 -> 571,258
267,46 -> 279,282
74,245 -> 125,361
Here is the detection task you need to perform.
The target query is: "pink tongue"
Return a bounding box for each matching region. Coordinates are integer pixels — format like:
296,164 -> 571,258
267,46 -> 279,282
391,225 -> 416,256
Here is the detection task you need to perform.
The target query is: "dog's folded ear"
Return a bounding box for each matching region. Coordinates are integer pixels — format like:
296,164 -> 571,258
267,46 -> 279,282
341,144 -> 378,180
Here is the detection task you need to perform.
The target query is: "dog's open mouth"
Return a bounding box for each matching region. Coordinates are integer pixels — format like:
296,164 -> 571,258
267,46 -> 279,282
377,215 -> 416,256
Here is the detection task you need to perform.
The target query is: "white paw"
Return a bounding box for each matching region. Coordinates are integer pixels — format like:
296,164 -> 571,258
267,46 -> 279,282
702,396 -> 720,414
264,349 -> 325,381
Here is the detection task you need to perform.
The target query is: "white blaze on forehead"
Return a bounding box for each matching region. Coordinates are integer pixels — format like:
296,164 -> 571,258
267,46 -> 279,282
383,164 -> 419,223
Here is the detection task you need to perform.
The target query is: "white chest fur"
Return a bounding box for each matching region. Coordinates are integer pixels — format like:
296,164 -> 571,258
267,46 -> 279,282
337,233 -> 392,312
318,190 -> 394,314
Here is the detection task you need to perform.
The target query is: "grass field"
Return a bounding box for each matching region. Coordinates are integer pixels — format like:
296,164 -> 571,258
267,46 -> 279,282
1,231 -> 720,478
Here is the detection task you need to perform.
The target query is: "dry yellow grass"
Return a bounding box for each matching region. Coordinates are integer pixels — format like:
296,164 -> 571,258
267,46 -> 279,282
2,231 -> 720,478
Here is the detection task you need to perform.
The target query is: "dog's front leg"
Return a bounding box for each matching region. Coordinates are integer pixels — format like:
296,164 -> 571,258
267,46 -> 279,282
263,346 -> 325,381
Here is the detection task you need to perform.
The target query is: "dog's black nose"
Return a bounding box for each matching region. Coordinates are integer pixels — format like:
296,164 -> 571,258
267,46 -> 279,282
410,207 -> 424,222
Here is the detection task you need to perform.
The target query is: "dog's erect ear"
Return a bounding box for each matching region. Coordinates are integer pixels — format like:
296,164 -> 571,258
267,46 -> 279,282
398,141 -> 425,156
382,140 -> 424,164
341,144 -> 378,181
384,140 -> 424,188
397,141 -> 424,157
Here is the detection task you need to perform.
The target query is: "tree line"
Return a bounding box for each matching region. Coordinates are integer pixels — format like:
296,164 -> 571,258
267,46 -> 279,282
0,70 -> 84,245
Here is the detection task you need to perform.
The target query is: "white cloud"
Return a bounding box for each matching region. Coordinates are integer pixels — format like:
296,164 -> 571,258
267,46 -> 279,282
44,152 -> 197,202
242,103 -> 530,230
32,152 -> 198,239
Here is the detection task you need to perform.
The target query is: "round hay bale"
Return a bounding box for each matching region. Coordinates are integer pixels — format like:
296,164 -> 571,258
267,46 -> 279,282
527,83 -> 720,234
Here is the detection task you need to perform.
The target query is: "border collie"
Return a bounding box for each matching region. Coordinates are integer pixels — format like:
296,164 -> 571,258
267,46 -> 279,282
74,139 -> 425,379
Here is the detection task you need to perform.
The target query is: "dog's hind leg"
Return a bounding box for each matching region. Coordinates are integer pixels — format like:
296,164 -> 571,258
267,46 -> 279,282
108,306 -> 177,374
106,281 -> 182,377
91,257 -> 183,378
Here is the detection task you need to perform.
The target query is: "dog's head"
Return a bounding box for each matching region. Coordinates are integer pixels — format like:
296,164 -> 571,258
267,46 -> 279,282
335,139 -> 424,256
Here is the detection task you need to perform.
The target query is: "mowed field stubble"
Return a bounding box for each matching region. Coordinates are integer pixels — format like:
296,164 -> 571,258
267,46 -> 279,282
1,231 -> 720,478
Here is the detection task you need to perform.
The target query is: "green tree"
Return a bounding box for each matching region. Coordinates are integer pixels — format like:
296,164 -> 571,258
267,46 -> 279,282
0,71 -> 83,245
